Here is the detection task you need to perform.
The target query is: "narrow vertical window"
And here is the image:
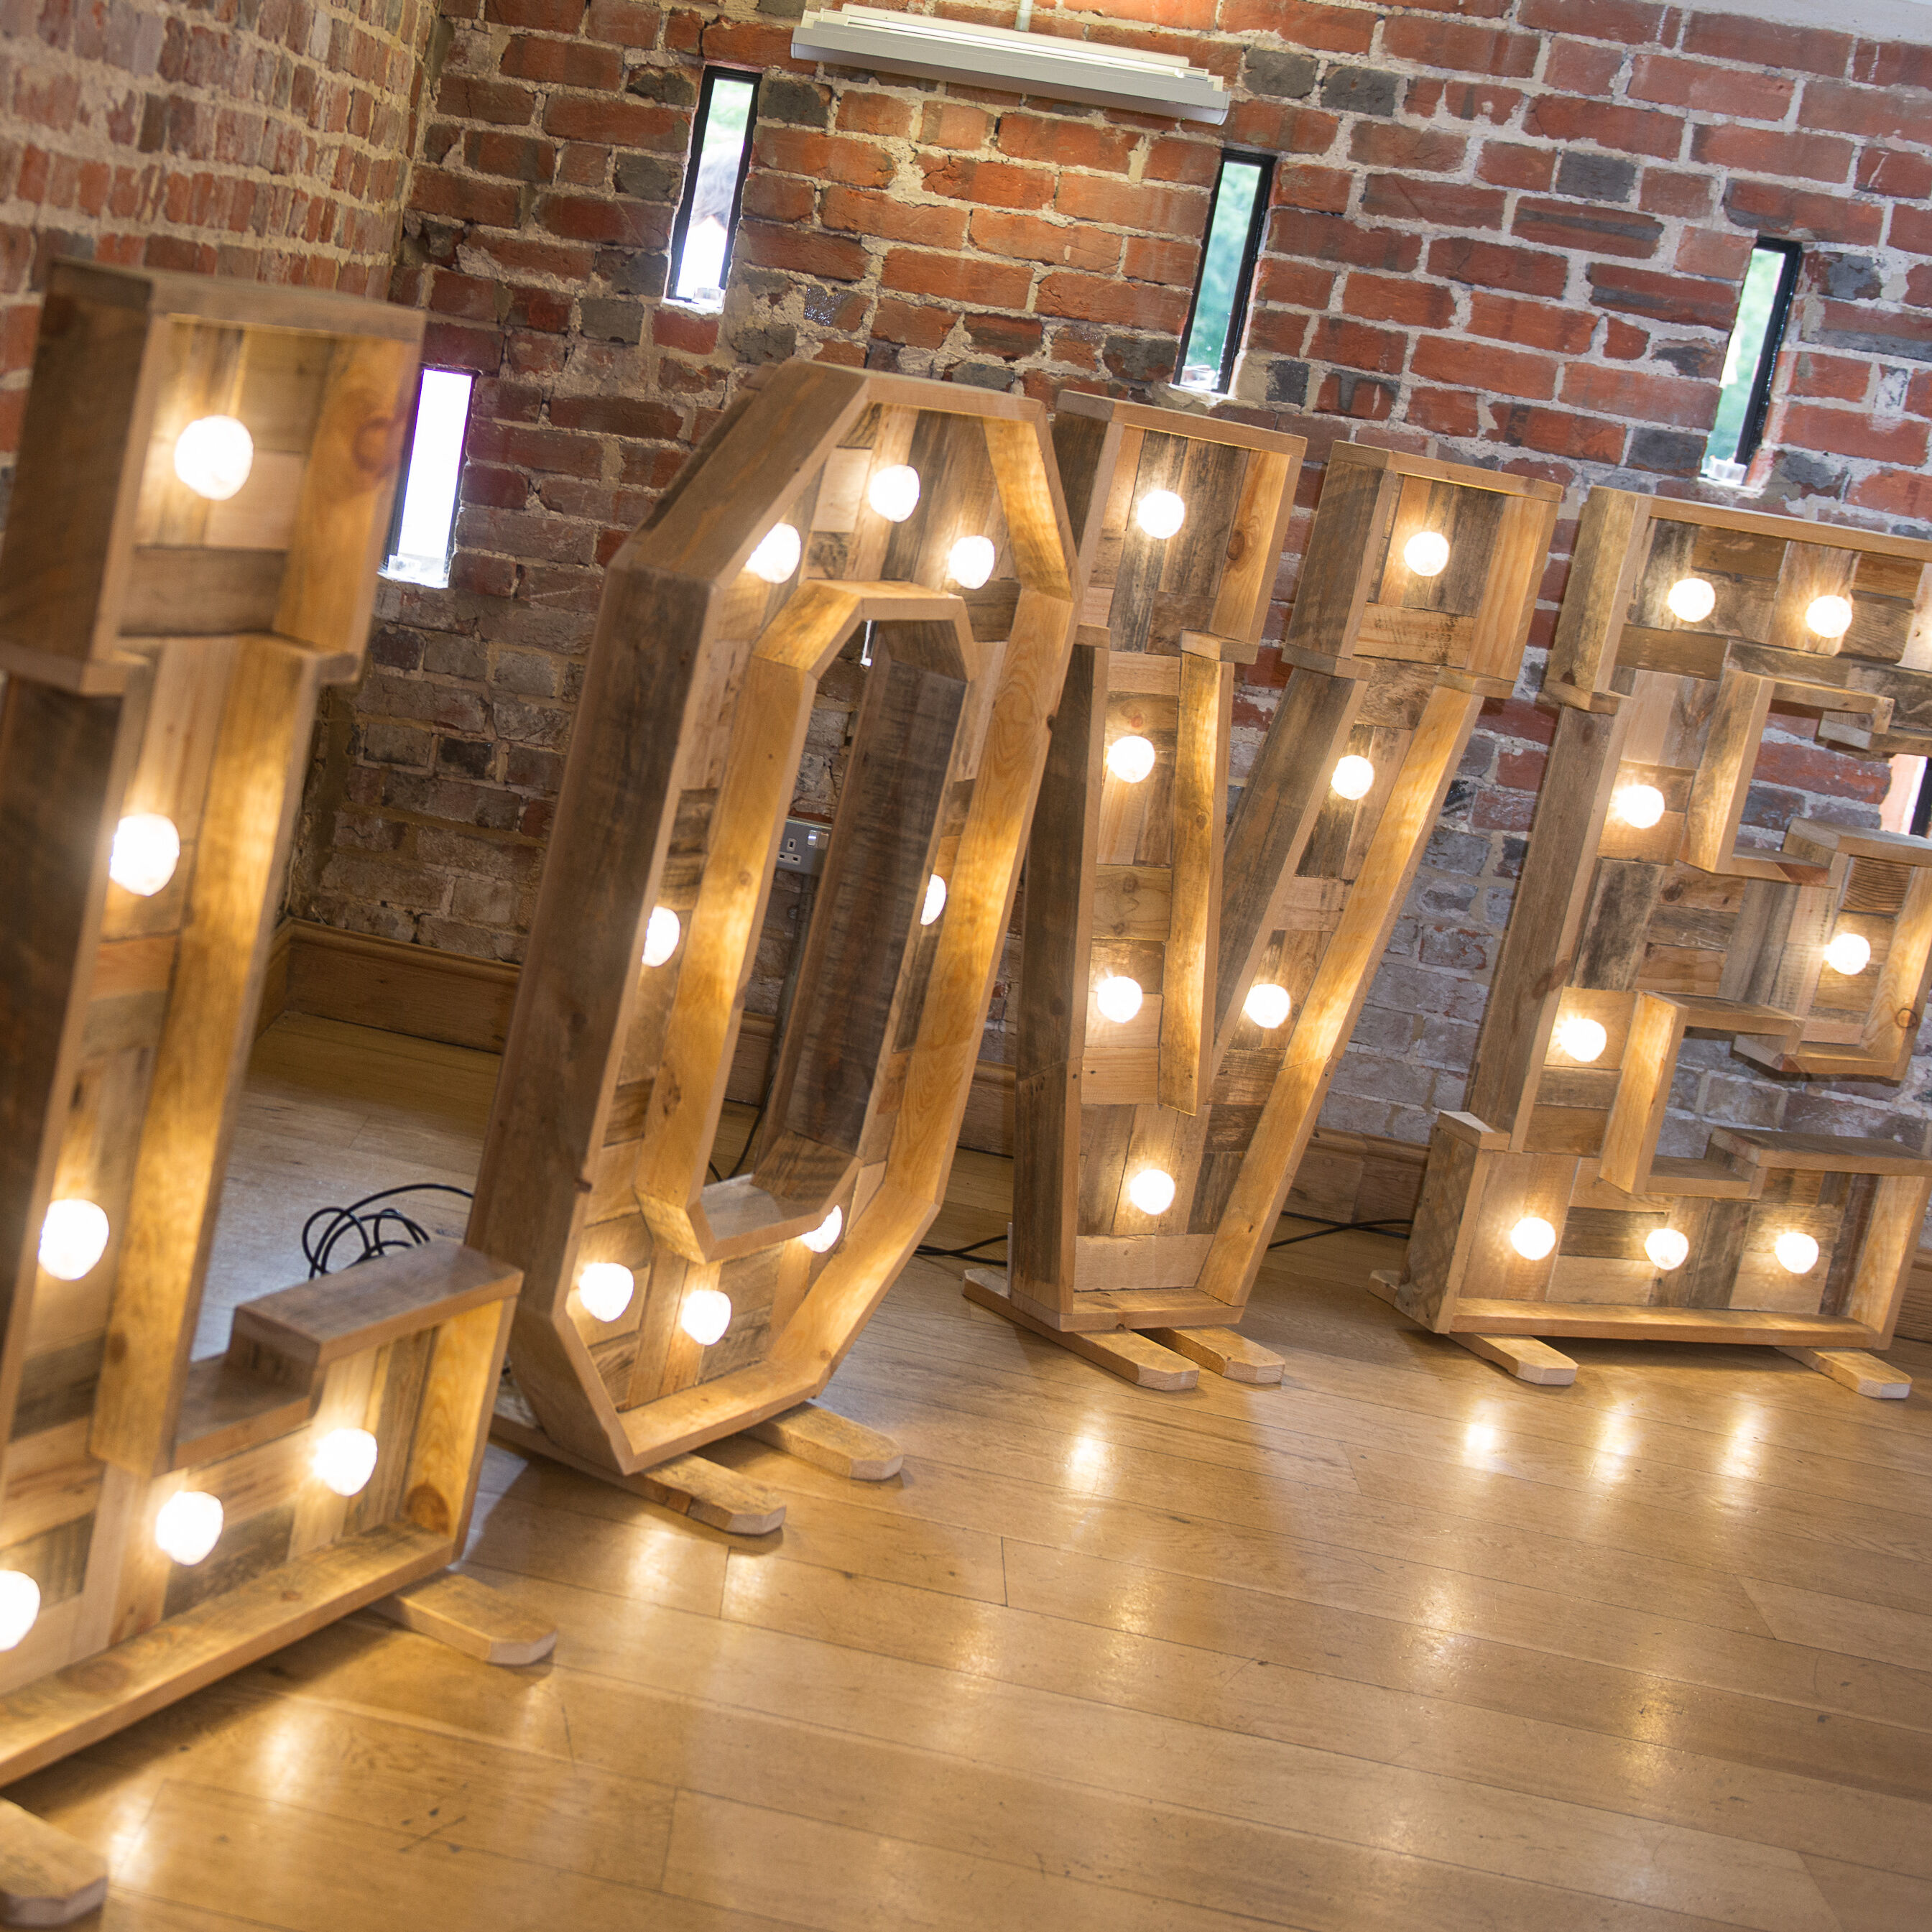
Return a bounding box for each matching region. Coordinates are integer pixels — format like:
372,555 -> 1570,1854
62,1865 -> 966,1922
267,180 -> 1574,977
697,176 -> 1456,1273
1175,152 -> 1272,396
382,367 -> 474,588
669,69 -> 759,313
1702,239 -> 1802,485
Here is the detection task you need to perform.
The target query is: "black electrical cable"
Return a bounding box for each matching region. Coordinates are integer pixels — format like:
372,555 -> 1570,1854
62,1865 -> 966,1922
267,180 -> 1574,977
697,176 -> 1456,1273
302,1183 -> 474,1277
1267,1216 -> 1412,1249
915,1234 -> 1009,1259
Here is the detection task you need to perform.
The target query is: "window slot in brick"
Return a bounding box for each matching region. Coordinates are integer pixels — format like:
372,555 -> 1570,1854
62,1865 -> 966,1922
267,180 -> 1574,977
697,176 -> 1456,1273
1704,238 -> 1803,486
1175,151 -> 1273,397
670,69 -> 761,314
383,369 -> 476,589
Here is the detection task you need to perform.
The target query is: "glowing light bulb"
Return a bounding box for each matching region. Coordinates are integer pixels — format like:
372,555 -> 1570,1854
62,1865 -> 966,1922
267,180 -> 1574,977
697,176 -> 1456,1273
109,813 -> 181,897
1645,1228 -> 1689,1272
642,905 -> 681,969
1135,489 -> 1185,539
1106,734 -> 1156,785
802,1204 -> 843,1254
38,1199 -> 109,1282
154,1490 -> 223,1566
312,1428 -> 379,1498
1555,1016 -> 1607,1064
1824,931 -> 1870,976
1806,593 -> 1854,640
948,535 -> 995,588
1403,530 -> 1450,578
1244,982 -> 1292,1030
1510,1216 -> 1556,1261
680,1285 -> 733,1344
920,874 -> 947,927
1331,755 -> 1374,800
1127,1168 -> 1176,1215
172,414 -> 254,501
0,1573 -> 39,1651
1775,1231 -> 1819,1275
868,464 -> 921,522
1616,784 -> 1665,830
747,522 -> 801,584
1666,576 -> 1716,622
1095,974 -> 1143,1024
577,1262 -> 635,1323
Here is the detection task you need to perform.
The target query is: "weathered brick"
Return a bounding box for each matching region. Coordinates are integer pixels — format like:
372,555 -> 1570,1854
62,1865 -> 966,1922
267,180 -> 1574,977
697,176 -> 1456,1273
1036,272 -> 1189,331
1519,0 -> 1663,42
823,187 -> 966,251
1779,401 -> 1929,464
1512,198 -> 1664,259
1342,271 -> 1455,329
1486,402 -> 1626,462
1429,235 -> 1568,297
1306,315 -> 1407,375
969,208 -> 1119,273
1478,142 -> 1554,191
1382,16 -> 1538,78
1349,123 -> 1466,172
1271,207 -> 1423,272
1467,293 -> 1595,353
1412,335 -> 1560,400
1586,263 -> 1740,331
1361,175 -> 1507,231
1561,361 -> 1716,425
1724,179 -> 1883,246
1525,96 -> 1685,162
1801,77 -> 1929,142
881,247 -> 1032,308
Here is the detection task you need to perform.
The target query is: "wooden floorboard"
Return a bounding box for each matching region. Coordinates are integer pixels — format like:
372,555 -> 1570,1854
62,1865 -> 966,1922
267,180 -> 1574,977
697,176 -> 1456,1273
4,1012 -> 1929,1929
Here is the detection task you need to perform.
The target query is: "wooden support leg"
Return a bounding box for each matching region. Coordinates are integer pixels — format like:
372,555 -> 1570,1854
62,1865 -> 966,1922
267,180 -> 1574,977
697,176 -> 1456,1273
745,1402 -> 902,1479
962,1269 -> 1199,1390
371,1571 -> 558,1666
1778,1346 -> 1912,1400
0,1799 -> 106,1928
1145,1327 -> 1285,1385
1368,1269 -> 1577,1386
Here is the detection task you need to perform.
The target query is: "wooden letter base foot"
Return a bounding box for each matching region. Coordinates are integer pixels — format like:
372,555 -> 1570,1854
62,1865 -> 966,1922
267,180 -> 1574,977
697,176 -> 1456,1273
371,1570 -> 558,1666
0,1798 -> 106,1927
1778,1345 -> 1913,1400
1369,1270 -> 1577,1387
744,1402 -> 902,1479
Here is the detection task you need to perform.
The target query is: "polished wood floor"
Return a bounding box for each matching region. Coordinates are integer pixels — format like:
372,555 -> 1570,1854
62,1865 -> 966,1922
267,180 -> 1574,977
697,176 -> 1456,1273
12,1013 -> 1932,1930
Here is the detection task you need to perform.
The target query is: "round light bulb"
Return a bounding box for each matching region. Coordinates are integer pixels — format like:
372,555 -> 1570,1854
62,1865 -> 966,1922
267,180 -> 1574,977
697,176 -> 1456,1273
920,874 -> 947,927
747,522 -> 801,585
0,1572 -> 40,1652
1616,784 -> 1665,830
1824,931 -> 1870,976
577,1261 -> 636,1323
1095,974 -> 1143,1024
868,464 -> 921,522
1666,576 -> 1716,623
1135,489 -> 1185,539
154,1490 -> 224,1566
1645,1227 -> 1690,1272
1403,530 -> 1450,578
948,535 -> 996,588
1331,755 -> 1375,801
109,813 -> 181,897
1554,1016 -> 1607,1063
38,1199 -> 109,1282
1106,734 -> 1157,785
801,1203 -> 843,1254
312,1427 -> 379,1498
642,905 -> 681,969
680,1285 -> 733,1344
1806,593 -> 1854,641
1244,982 -> 1292,1030
1127,1168 -> 1176,1216
1510,1216 -> 1556,1261
172,414 -> 254,501
1775,1231 -> 1820,1275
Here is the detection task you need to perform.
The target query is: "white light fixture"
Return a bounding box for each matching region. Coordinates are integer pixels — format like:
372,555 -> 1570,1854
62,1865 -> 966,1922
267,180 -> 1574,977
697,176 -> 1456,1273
154,1490 -> 223,1566
1775,1230 -> 1819,1275
1095,974 -> 1143,1024
1402,530 -> 1450,578
801,1205 -> 843,1254
1554,1016 -> 1607,1063
1824,930 -> 1870,976
1106,735 -> 1156,785
1510,1216 -> 1556,1261
1135,489 -> 1185,539
578,1262 -> 636,1323
1645,1227 -> 1689,1272
868,464 -> 921,523
1127,1168 -> 1176,1215
680,1285 -> 734,1344
642,905 -> 681,969
920,874 -> 947,927
110,813 -> 181,897
747,522 -> 802,585
0,1572 -> 40,1651
173,414 -> 254,501
792,6 -> 1228,123
948,535 -> 996,588
1244,982 -> 1292,1030
1806,593 -> 1854,640
38,1199 -> 109,1282
1331,755 -> 1375,801
313,1428 -> 379,1498
1616,784 -> 1665,830
1667,576 -> 1716,623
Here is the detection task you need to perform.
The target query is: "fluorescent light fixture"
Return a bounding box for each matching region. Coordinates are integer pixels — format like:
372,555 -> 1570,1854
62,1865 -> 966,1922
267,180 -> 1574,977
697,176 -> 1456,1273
792,7 -> 1229,124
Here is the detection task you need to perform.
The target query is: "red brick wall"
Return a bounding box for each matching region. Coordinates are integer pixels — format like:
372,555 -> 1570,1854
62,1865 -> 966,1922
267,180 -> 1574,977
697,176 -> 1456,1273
292,0 -> 1932,1154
